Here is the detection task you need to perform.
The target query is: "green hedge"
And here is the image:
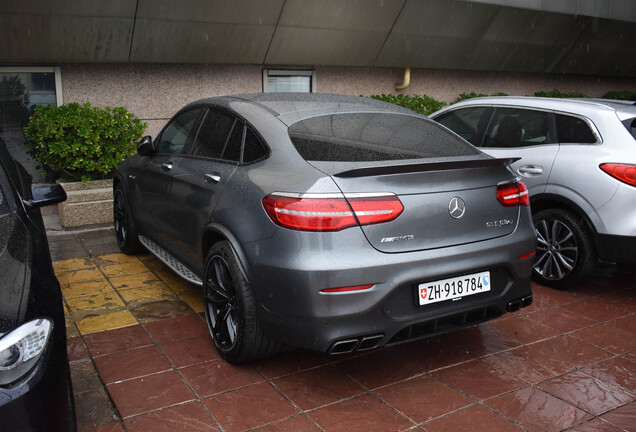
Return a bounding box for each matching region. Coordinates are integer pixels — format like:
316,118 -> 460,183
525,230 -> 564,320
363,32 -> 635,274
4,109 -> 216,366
369,89 -> 635,116
602,90 -> 636,101
533,89 -> 589,98
23,103 -> 146,182
369,94 -> 446,115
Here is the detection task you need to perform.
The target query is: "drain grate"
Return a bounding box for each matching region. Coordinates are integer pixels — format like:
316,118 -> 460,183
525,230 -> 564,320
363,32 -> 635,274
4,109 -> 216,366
139,235 -> 203,286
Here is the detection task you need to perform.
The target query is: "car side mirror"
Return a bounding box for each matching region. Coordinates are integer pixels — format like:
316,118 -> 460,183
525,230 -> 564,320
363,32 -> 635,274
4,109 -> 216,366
24,184 -> 67,210
137,136 -> 155,156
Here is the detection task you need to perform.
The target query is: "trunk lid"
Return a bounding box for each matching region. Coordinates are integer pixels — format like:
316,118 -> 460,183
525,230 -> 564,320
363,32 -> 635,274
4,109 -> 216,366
312,159 -> 521,253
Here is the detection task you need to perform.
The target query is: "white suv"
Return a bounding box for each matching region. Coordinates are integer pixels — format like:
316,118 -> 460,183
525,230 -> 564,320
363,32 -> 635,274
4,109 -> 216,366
431,97 -> 636,288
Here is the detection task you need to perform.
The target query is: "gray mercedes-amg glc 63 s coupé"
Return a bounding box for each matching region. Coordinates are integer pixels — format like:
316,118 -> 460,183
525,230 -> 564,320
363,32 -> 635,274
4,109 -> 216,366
114,93 -> 536,363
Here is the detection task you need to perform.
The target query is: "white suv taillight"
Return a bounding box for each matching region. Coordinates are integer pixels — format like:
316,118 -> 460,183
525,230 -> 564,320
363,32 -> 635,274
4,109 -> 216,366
262,193 -> 404,232
497,179 -> 530,207
600,163 -> 636,187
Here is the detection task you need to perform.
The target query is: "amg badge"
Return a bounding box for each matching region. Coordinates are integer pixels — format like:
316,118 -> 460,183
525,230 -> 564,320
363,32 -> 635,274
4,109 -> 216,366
381,235 -> 415,243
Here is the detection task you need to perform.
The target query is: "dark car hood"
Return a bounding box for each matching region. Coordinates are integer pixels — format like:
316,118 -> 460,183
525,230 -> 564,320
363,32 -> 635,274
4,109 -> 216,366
0,211 -> 28,332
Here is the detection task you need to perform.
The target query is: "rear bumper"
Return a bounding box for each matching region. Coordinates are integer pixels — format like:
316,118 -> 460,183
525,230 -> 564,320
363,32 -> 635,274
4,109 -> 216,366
244,223 -> 536,353
596,234 -> 636,264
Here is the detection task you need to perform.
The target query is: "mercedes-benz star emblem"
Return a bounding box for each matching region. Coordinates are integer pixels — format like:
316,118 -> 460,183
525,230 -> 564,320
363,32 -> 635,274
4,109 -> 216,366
449,197 -> 466,219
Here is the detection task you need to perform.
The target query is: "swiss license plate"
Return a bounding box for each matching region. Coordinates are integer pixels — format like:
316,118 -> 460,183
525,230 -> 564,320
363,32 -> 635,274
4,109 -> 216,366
418,271 -> 491,306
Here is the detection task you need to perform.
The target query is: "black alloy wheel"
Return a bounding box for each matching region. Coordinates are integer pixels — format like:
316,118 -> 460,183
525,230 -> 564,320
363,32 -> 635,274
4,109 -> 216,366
532,208 -> 595,289
203,241 -> 280,363
113,184 -> 140,254
204,254 -> 240,352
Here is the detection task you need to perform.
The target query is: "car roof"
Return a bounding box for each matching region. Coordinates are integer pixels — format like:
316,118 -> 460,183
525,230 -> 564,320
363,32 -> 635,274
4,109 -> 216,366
433,96 -> 636,119
187,93 -> 417,126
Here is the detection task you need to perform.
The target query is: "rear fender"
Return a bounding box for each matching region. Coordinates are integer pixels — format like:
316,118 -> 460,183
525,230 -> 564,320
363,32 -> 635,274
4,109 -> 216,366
202,223 -> 254,284
530,193 -> 599,238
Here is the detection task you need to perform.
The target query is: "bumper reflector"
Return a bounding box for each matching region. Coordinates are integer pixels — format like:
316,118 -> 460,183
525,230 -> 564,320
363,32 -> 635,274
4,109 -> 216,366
519,251 -> 536,260
320,284 -> 374,294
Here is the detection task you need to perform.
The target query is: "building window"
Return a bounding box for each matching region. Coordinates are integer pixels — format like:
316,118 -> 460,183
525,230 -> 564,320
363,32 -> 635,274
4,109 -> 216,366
263,69 -> 315,93
0,66 -> 62,129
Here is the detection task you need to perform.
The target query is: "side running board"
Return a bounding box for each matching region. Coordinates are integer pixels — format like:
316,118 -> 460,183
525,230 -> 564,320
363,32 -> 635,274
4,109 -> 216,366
138,235 -> 203,286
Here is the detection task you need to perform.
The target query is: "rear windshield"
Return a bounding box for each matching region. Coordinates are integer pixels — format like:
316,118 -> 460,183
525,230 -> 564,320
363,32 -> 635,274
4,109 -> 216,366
288,113 -> 481,162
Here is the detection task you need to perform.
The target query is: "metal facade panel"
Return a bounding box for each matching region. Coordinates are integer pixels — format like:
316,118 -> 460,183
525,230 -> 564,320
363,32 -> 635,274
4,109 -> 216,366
265,0 -> 404,66
130,0 -> 284,63
130,21 -> 275,63
134,0 -> 284,23
0,0 -> 634,77
0,15 -> 133,62
265,27 -> 388,66
0,0 -> 136,16
0,0 -> 135,62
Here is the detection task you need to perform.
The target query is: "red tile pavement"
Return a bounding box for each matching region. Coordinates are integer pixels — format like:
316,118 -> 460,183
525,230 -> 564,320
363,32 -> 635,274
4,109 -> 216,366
423,404 -> 524,432
56,231 -> 635,432
485,386 -> 592,430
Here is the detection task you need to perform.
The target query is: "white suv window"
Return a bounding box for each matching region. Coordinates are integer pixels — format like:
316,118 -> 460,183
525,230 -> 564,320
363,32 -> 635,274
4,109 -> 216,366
484,108 -> 554,148
435,107 -> 490,146
555,114 -> 598,144
622,118 -> 636,140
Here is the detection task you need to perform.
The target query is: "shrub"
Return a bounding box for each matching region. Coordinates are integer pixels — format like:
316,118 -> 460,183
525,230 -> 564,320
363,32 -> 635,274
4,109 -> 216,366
534,89 -> 589,98
602,90 -> 636,101
369,94 -> 446,115
23,103 -> 146,182
452,92 -> 508,103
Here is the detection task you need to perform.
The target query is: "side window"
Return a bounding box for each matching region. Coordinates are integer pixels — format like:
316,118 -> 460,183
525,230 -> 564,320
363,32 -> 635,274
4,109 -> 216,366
0,183 -> 8,215
484,108 -> 553,148
192,109 -> 236,159
556,114 -> 598,144
0,165 -> 11,216
623,118 -> 636,140
435,107 -> 490,146
222,122 -> 243,163
156,109 -> 202,155
243,128 -> 268,163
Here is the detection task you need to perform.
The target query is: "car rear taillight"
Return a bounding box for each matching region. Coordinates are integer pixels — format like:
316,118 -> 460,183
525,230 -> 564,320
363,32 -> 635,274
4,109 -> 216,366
497,180 -> 530,207
600,163 -> 636,187
262,193 -> 403,232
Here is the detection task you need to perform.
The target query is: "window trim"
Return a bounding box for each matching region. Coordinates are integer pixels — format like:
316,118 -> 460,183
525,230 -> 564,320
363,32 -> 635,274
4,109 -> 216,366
262,69 -> 316,93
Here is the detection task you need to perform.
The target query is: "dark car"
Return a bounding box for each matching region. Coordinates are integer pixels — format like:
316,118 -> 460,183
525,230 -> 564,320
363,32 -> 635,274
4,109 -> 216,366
0,138 -> 75,430
114,93 -> 536,363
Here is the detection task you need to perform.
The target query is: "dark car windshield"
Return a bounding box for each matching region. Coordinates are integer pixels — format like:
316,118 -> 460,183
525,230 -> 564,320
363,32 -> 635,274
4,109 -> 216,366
288,113 -> 481,162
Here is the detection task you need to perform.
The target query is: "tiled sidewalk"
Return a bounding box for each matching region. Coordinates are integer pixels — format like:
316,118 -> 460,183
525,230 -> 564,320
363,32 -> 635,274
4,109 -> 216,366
52,229 -> 635,432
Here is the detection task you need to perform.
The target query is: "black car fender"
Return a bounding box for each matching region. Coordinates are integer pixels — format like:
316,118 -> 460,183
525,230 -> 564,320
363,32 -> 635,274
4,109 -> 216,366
202,223 -> 255,286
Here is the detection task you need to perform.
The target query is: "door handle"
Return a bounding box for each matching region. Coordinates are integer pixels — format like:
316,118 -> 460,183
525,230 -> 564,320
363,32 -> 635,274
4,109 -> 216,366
518,165 -> 543,177
161,163 -> 173,171
204,173 -> 221,183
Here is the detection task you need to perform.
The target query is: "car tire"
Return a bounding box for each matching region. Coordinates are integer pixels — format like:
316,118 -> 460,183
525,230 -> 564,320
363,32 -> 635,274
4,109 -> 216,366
203,241 -> 280,363
532,208 -> 596,289
113,184 -> 141,254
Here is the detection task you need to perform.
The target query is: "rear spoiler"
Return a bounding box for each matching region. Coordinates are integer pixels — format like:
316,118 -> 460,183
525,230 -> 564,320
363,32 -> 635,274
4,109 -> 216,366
334,158 -> 520,178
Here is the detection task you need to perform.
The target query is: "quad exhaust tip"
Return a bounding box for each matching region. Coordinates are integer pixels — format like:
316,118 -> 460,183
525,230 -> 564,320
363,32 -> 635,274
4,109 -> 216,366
329,334 -> 384,354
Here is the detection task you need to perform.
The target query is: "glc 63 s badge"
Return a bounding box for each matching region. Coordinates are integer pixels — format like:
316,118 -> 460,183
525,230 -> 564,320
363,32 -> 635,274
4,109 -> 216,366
486,219 -> 514,228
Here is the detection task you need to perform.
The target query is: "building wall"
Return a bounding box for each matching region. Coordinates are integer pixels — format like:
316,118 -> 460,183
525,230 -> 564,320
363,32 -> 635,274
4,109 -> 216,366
61,63 -> 636,137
